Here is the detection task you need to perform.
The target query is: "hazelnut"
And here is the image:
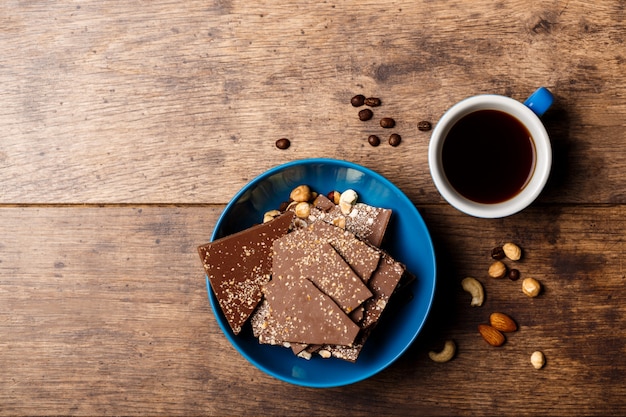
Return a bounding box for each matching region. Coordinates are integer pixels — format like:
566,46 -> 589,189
503,242 -> 522,261
263,209 -> 281,223
294,202 -> 311,219
290,185 -> 312,202
530,351 -> 545,369
488,260 -> 507,279
522,277 -> 542,297
326,190 -> 341,205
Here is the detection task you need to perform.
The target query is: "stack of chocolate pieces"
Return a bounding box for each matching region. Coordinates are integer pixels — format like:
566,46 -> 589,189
198,192 -> 412,362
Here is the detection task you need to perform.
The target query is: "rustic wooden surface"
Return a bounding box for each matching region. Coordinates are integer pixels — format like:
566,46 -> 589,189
1,0 -> 625,415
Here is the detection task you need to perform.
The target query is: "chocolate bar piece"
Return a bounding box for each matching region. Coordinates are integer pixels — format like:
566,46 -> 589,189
197,211 -> 294,335
272,229 -> 373,314
361,253 -> 406,329
346,203 -> 392,248
261,275 -> 361,346
308,221 -> 381,283
310,195 -> 392,247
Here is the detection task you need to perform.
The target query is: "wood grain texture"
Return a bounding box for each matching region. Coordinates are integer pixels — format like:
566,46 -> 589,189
0,0 -> 624,204
0,0 -> 625,415
0,205 -> 624,415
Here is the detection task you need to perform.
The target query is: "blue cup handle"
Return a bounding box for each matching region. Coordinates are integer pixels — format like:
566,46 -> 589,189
523,87 -> 554,117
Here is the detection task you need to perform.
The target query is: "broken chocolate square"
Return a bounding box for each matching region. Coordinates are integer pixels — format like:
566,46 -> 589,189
309,195 -> 392,248
198,211 -> 294,335
272,228 -> 373,314
261,275 -> 361,346
361,253 -> 406,329
308,220 -> 381,283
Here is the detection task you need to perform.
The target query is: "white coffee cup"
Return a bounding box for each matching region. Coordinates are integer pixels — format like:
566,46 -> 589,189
428,87 -> 554,218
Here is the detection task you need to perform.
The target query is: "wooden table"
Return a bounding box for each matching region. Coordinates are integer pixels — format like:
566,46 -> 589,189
1,1 -> 625,415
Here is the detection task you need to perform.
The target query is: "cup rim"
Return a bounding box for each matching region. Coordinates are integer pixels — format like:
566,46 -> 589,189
428,94 -> 552,218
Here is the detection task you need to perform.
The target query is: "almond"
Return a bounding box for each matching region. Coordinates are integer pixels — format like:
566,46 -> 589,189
478,324 -> 505,347
489,312 -> 517,332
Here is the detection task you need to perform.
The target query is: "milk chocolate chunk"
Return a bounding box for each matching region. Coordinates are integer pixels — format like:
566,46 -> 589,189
308,221 -> 381,283
312,193 -> 336,211
309,199 -> 392,248
344,203 -> 392,248
197,211 -> 295,335
319,332 -> 369,362
361,253 -> 406,329
272,229 -> 373,314
262,276 -> 360,346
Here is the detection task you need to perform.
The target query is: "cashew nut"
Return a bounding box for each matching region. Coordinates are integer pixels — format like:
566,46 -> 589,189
338,189 -> 358,214
461,277 -> 484,307
428,340 -> 456,363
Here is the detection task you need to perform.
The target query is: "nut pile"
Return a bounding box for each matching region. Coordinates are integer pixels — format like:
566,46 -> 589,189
489,242 -> 543,298
431,241 -> 546,370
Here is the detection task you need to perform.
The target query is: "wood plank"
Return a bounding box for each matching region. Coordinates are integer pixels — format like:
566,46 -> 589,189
0,0 -> 625,204
0,204 -> 624,415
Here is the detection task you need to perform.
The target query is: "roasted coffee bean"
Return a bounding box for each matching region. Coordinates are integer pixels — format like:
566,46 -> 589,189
491,246 -> 506,260
364,97 -> 381,107
359,108 -> 374,121
508,268 -> 521,281
417,120 -> 432,131
278,201 -> 290,212
388,133 -> 401,147
351,94 -> 366,107
368,135 -> 381,147
275,138 -> 291,150
380,117 -> 395,128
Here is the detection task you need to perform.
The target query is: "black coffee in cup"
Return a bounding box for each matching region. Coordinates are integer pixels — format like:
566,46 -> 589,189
441,109 -> 536,204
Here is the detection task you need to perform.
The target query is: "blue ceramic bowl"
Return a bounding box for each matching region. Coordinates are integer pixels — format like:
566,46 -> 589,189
207,158 -> 436,388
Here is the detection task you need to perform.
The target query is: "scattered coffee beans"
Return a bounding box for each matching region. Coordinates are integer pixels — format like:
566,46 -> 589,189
365,97 -> 381,107
380,117 -> 395,128
359,108 -> 374,121
418,120 -> 432,131
388,133 -> 401,147
368,135 -> 381,147
351,94 -> 366,107
275,138 -> 291,150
